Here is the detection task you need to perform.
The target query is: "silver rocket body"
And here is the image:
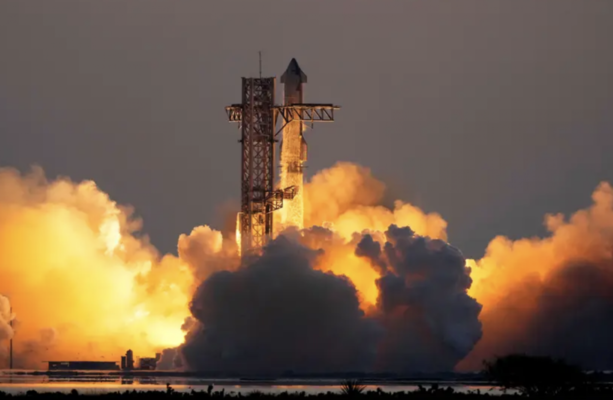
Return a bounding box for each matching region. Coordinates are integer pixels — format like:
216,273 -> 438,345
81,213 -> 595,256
279,59 -> 308,229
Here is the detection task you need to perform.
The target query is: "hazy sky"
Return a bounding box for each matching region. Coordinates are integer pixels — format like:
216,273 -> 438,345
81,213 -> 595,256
1,1 -> 612,258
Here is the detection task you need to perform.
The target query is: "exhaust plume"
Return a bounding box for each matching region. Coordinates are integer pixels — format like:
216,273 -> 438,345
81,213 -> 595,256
8,160 -> 613,373
356,226 -> 482,372
463,182 -> 613,370
181,224 -> 483,374
0,166 -> 195,368
178,225 -> 238,286
180,163 -> 481,373
299,162 -> 449,308
181,236 -> 383,374
303,162 -> 447,241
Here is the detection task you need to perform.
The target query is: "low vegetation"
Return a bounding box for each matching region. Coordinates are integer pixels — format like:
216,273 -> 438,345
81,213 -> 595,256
2,355 -> 613,399
339,380 -> 366,396
1,384 -> 613,399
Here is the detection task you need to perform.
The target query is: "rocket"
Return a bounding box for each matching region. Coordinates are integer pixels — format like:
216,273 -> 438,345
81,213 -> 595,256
279,58 -> 309,229
280,58 -> 308,162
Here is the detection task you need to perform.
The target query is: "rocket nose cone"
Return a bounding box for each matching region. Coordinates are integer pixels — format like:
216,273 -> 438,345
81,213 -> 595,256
287,58 -> 300,73
281,58 -> 307,84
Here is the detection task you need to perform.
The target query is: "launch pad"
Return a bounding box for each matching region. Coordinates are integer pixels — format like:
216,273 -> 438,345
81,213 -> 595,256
226,58 -> 340,255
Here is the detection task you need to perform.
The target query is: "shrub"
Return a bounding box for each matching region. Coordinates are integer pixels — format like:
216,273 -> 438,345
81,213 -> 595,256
484,354 -> 585,397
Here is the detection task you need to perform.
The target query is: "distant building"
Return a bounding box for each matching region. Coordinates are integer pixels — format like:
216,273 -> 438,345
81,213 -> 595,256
124,349 -> 134,370
120,350 -> 161,371
47,361 -> 119,371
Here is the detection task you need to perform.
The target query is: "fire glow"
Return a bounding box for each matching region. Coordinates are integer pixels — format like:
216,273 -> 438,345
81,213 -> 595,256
2,162 -> 613,372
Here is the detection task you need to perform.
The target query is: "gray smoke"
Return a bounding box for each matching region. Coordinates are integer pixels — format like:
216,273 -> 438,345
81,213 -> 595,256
356,225 -> 483,373
157,347 -> 183,370
181,235 -> 382,374
181,224 -> 483,374
467,259 -> 613,370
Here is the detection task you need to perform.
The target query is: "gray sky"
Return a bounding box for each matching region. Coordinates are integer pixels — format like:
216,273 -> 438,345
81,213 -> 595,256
1,1 -> 612,258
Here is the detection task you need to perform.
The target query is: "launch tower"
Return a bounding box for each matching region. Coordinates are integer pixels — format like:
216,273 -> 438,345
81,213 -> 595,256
226,59 -> 339,255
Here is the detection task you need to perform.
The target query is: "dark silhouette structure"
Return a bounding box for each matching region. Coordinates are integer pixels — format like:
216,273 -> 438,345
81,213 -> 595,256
47,361 -> 119,371
125,349 -> 134,370
138,353 -> 161,370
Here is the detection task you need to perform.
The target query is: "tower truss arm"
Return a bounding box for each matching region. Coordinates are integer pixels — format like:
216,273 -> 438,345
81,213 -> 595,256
275,104 -> 340,124
226,104 -> 341,133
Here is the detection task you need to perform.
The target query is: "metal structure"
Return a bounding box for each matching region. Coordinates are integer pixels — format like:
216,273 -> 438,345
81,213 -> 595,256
9,305 -> 12,370
226,59 -> 340,254
228,77 -> 279,253
226,104 -> 339,126
47,361 -> 120,371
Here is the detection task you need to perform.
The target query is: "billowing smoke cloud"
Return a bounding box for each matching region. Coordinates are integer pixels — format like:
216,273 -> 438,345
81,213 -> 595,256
9,160 -> 613,373
181,236 -> 383,374
303,162 -> 448,241
178,225 -> 239,286
303,162 -> 385,228
356,226 -> 482,372
298,162 -> 449,308
178,163 -> 483,374
0,166 -> 195,368
156,347 -> 182,370
197,164 -> 613,372
3,161 -> 468,372
462,182 -> 613,370
181,222 -> 483,374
